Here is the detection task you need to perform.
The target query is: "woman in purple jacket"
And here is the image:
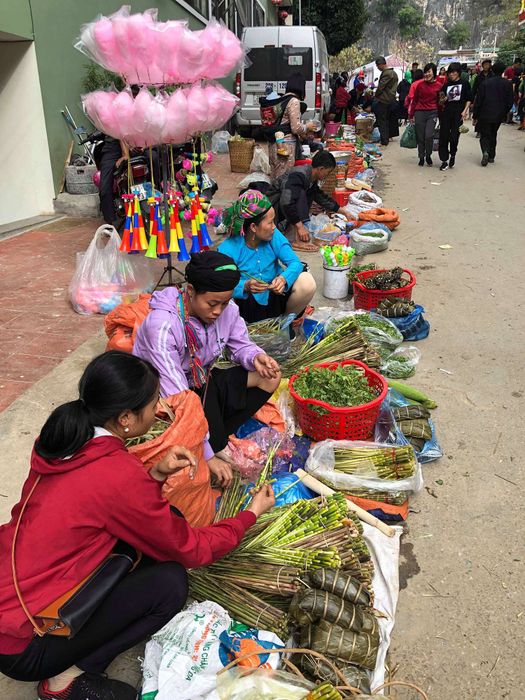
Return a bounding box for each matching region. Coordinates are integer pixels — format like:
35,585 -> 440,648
133,252 -> 281,480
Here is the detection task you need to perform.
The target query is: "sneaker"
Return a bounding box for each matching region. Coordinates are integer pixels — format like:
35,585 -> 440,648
418,158 -> 424,166
481,152 -> 489,167
449,156 -> 455,168
426,155 -> 433,166
38,673 -> 137,700
439,162 -> 449,171
488,157 -> 495,163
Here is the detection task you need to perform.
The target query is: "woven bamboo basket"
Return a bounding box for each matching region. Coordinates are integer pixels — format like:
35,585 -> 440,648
228,138 -> 255,173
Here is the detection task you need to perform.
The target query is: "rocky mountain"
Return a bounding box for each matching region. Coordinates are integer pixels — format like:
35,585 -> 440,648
361,0 -> 506,56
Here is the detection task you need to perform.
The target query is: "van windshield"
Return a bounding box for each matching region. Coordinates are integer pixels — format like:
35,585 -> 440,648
244,47 -> 313,82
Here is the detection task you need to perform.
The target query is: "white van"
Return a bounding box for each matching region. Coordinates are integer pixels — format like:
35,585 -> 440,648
234,26 -> 330,132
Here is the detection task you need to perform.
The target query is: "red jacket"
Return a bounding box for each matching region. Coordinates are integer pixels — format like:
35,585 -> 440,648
0,436 -> 255,654
335,86 -> 350,109
408,77 -> 446,117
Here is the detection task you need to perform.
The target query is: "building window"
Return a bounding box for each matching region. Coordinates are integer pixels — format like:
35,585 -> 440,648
253,0 -> 266,25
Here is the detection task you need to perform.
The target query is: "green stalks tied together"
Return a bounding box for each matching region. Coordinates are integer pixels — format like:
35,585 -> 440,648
292,364 -> 377,410
334,445 -> 417,480
282,317 -> 380,377
124,418 -> 170,447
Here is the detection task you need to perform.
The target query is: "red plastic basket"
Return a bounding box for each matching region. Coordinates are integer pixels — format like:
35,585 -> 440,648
289,359 -> 388,441
352,268 -> 416,311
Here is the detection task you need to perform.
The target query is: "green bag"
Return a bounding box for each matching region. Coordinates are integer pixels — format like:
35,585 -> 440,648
400,124 -> 417,149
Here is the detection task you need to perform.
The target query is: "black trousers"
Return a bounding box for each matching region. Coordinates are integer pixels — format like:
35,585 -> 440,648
197,366 -> 272,453
0,560 -> 187,682
438,109 -> 462,162
98,140 -> 122,224
414,110 -> 437,159
373,102 -> 390,146
478,121 -> 501,159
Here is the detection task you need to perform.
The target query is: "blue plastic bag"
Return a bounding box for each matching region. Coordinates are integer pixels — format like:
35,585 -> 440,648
272,473 -> 315,506
358,220 -> 393,241
376,389 -> 442,463
387,305 -> 430,341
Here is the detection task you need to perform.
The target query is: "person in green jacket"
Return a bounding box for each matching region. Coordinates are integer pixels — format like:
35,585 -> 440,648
373,57 -> 399,146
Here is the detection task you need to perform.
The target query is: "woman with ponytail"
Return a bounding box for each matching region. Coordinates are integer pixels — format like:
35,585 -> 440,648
0,351 -> 274,700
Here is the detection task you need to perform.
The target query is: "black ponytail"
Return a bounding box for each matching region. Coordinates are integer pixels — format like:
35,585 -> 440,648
36,351 -> 160,460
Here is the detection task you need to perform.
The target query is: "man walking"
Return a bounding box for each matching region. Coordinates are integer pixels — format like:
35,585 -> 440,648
472,61 -> 514,166
373,57 -> 399,146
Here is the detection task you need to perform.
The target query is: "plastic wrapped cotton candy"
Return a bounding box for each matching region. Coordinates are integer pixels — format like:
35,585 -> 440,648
177,28 -> 204,83
143,93 -> 166,145
154,20 -> 187,82
125,9 -> 158,83
129,88 -> 153,146
83,90 -> 121,139
186,84 -> 209,134
112,89 -> 136,143
91,16 -> 126,74
206,24 -> 245,79
196,20 -> 224,78
161,89 -> 189,144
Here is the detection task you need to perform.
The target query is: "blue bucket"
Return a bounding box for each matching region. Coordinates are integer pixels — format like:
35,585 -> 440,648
303,318 -> 324,344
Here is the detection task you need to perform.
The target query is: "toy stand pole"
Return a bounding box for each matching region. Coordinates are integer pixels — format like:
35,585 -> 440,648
154,143 -> 185,290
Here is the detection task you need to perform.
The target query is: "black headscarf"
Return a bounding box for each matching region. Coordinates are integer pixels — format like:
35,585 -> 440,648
185,251 -> 241,293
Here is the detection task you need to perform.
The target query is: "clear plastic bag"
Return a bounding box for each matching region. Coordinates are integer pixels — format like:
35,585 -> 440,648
250,145 -> 271,175
248,315 -> 294,363
380,346 -> 421,379
212,130 -> 231,153
216,668 -> 314,700
349,228 -> 389,255
69,225 -> 155,315
325,311 -> 402,354
348,190 -> 383,211
305,439 -> 423,500
384,389 -> 443,463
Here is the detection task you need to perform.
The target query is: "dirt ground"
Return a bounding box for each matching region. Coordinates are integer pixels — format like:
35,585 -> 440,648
0,123 -> 524,698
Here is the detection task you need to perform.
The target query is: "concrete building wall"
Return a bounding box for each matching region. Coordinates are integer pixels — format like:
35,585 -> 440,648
0,41 -> 55,226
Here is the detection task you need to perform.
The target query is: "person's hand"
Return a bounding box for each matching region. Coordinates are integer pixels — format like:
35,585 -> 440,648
150,446 -> 197,482
247,483 -> 275,517
208,456 -> 233,488
254,353 -> 280,379
461,109 -> 469,121
338,207 -> 353,222
472,118 -> 477,126
409,117 -> 415,125
115,156 -> 127,168
268,275 -> 286,294
306,120 -> 318,132
295,222 -> 311,243
245,278 -> 269,294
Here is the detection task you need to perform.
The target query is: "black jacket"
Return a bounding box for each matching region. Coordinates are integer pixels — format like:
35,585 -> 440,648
267,164 -> 340,226
472,70 -> 493,101
473,76 -> 514,123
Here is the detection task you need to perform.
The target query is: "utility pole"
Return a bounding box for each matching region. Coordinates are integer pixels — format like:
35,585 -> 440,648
298,0 -> 302,26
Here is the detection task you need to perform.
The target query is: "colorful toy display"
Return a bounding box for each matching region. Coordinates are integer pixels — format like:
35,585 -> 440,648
320,244 -> 355,268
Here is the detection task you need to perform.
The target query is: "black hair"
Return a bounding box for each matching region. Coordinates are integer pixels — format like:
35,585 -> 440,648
411,62 -> 419,67
36,351 -> 160,460
285,72 -> 306,100
515,57 -> 522,64
423,62 -> 437,77
448,62 -> 462,75
335,76 -> 347,88
492,61 -> 506,76
341,71 -> 349,79
481,59 -> 492,66
312,150 -> 336,170
412,69 -> 424,81
461,63 -> 468,71
375,56 -> 387,65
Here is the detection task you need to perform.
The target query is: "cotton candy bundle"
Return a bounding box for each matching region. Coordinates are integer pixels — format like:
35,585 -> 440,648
161,89 -> 190,144
155,20 -> 187,83
82,90 -> 120,139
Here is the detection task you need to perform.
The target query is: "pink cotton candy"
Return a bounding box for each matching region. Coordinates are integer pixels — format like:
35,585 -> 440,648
196,20 -> 223,79
83,91 -> 121,138
143,94 -> 166,145
177,29 -> 204,83
209,29 -> 244,78
113,89 -> 137,143
162,90 -> 190,144
92,17 -> 123,73
125,12 -> 155,83
155,20 -> 186,81
187,85 -> 209,134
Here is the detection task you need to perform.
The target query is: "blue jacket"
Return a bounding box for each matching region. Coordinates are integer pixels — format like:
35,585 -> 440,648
219,229 -> 303,306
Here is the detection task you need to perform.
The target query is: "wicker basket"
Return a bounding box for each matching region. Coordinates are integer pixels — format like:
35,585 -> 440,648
228,138 -> 255,173
65,165 -> 98,194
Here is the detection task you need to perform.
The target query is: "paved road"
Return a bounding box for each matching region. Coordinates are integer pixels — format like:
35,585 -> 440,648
0,123 -> 523,698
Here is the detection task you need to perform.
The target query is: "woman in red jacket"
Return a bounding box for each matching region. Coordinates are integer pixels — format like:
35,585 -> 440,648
0,351 -> 274,700
408,62 -> 445,166
333,76 -> 351,123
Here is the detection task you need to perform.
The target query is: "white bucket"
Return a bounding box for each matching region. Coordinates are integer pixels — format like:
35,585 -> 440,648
323,264 -> 350,299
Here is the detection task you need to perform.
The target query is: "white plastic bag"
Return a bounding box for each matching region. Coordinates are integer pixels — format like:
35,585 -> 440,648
349,190 -> 382,210
69,225 -> 154,315
325,311 -> 403,353
238,172 -> 271,188
341,203 -> 363,220
305,439 -> 423,498
250,145 -> 271,175
216,668 -> 313,699
349,227 -> 389,255
212,130 -> 231,153
380,345 -> 421,379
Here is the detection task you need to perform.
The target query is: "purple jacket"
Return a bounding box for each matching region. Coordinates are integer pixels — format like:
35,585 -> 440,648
133,287 -> 263,458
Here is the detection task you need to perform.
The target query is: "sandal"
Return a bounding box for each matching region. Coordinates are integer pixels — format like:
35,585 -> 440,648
292,240 -> 318,253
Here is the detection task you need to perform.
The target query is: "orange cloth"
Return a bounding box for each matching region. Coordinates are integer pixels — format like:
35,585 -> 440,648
253,400 -> 285,433
358,207 -> 400,230
129,391 -> 217,527
346,494 -> 409,521
104,294 -> 151,353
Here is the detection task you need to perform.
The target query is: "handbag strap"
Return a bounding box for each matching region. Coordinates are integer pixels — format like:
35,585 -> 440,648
11,474 -> 46,637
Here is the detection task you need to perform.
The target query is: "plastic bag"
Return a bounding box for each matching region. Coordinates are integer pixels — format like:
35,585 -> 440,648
248,315 -> 295,363
348,190 -> 383,211
277,385 -> 297,437
305,439 -> 423,502
273,472 -> 315,506
400,124 -> 417,149
250,145 -> 271,175
350,227 -> 389,255
386,304 -> 430,341
377,389 -> 443,463
325,311 -> 402,354
216,668 -> 313,700
69,225 -> 155,315
380,346 -> 421,379
212,129 -> 231,153
238,172 -> 271,188
370,127 -> 380,142
358,220 -> 392,240
305,213 -> 333,235
342,203 -> 364,220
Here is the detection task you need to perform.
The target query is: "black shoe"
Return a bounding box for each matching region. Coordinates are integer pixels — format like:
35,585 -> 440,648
481,152 -> 489,166
488,157 -> 495,163
449,156 -> 455,168
418,157 -> 424,166
439,161 -> 449,171
38,673 -> 137,700
426,155 -> 433,166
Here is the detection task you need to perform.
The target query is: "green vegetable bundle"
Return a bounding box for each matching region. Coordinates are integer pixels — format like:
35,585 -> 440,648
292,364 -> 377,411
299,619 -> 378,670
334,444 -> 416,480
347,263 -> 377,284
